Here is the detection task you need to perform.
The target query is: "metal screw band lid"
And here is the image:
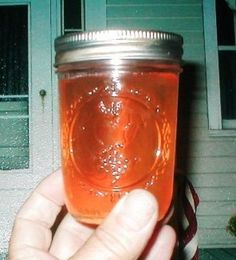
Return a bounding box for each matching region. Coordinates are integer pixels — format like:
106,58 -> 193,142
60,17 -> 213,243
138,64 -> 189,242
54,30 -> 183,66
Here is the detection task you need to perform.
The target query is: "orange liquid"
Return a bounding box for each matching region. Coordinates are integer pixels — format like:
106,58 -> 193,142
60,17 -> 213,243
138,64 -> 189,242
59,65 -> 180,224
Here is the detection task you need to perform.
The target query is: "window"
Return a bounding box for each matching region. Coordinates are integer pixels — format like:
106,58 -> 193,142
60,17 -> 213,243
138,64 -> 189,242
0,5 -> 29,170
217,0 -> 236,124
204,0 -> 236,132
61,0 -> 106,32
62,0 -> 84,33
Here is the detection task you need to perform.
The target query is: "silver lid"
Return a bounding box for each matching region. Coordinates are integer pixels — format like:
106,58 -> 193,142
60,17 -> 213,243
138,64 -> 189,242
54,30 -> 183,66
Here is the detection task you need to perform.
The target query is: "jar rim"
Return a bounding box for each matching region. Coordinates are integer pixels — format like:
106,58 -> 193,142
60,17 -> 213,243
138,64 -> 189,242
54,29 -> 183,66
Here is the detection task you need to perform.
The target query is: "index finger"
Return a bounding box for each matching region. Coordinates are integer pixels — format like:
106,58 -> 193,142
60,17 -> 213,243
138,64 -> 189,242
9,169 -> 65,255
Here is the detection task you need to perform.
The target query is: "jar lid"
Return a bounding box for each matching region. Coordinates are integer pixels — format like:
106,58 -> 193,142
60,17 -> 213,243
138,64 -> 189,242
54,30 -> 183,66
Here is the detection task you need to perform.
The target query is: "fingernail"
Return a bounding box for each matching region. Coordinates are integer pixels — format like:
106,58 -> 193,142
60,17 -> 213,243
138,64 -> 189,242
117,189 -> 158,231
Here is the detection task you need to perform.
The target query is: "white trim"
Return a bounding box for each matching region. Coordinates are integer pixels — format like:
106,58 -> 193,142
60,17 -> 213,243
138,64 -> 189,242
0,1 -> 29,5
218,46 -> 236,51
203,0 -> 236,134
0,115 -> 29,119
0,95 -> 28,98
203,0 -> 222,130
222,119 -> 236,129
51,0 -> 62,170
81,0 -> 85,31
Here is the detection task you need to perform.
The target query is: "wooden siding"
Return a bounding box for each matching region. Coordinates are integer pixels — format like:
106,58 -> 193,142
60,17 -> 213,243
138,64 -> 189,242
106,0 -> 236,248
200,248 -> 236,259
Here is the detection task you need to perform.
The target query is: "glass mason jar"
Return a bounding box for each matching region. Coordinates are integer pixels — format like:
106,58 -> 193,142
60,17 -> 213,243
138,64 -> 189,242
55,30 -> 183,224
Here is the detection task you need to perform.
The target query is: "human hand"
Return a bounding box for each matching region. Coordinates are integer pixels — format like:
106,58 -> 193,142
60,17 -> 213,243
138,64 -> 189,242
8,169 -> 176,260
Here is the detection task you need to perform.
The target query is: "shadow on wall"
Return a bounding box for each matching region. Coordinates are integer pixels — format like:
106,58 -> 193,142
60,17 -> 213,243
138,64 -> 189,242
176,62 -> 201,175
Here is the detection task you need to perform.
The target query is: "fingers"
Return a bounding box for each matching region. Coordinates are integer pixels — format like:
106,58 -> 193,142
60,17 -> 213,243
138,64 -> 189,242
9,169 -> 64,259
8,169 -> 176,260
71,189 -> 158,260
163,206 -> 174,225
144,225 -> 176,260
49,213 -> 95,259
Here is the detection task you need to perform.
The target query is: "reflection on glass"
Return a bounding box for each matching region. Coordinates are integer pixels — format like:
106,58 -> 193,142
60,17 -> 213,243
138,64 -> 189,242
0,6 -> 28,95
0,5 -> 29,170
219,51 -> 236,119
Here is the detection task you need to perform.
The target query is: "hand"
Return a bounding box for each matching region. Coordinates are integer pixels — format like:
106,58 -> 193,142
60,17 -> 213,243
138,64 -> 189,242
8,169 -> 176,260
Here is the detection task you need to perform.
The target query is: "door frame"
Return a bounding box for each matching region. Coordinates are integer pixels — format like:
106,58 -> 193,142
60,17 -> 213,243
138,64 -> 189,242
0,0 -> 61,187
0,0 -> 61,252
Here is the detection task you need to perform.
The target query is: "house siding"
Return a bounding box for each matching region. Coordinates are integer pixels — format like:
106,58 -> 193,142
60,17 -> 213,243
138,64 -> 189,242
106,0 -> 236,248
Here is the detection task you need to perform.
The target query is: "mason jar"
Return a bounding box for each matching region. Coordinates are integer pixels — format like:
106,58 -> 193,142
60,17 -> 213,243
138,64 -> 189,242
55,30 -> 183,224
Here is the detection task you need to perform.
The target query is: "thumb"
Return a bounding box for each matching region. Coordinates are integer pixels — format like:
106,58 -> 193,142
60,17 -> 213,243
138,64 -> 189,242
70,189 -> 158,260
